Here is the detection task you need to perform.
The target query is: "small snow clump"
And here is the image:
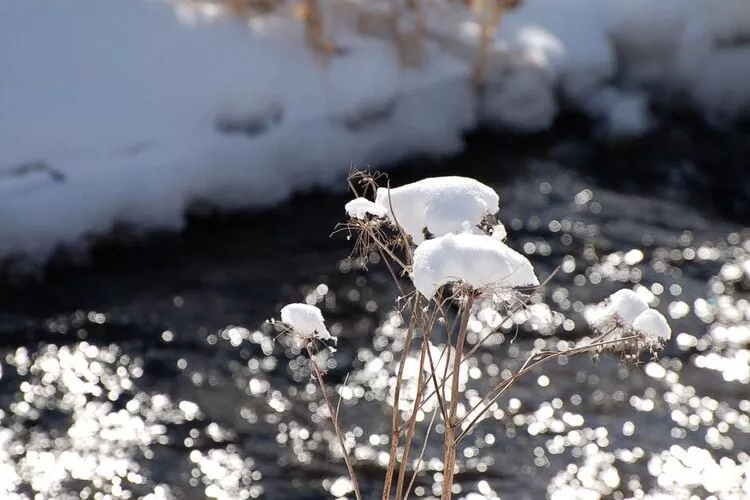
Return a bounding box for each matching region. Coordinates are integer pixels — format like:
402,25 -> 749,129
609,288 -> 649,325
632,309 -> 672,341
345,197 -> 388,220
490,222 -> 507,241
374,177 -> 500,243
280,303 -> 336,343
411,231 -> 539,299
589,288 -> 672,360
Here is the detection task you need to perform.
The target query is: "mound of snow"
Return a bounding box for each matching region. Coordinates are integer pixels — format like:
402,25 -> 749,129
632,308 -> 672,341
411,231 -> 538,299
0,0 -> 473,262
345,197 -> 388,219
2,0 -> 750,265
592,288 -> 672,344
279,303 -> 335,343
608,288 -> 649,325
374,177 -> 499,243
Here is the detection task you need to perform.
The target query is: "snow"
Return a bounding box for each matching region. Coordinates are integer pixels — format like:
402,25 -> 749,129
591,288 -> 672,344
2,0 -> 750,263
490,222 -> 507,242
279,303 -> 335,343
633,309 -> 672,341
0,0 -> 472,261
411,231 -> 539,299
374,177 -> 499,243
344,197 -> 388,219
608,289 -> 649,326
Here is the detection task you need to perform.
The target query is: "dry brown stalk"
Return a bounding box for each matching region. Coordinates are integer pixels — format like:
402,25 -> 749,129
440,293 -> 475,500
382,295 -> 421,500
394,337 -> 430,499
454,332 -> 641,444
306,344 -> 362,500
330,169 -> 662,500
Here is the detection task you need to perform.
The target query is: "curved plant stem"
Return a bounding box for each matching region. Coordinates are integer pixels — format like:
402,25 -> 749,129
382,295 -> 420,500
454,333 -> 640,444
404,407 -> 438,500
307,345 -> 362,500
395,338 -> 429,499
440,293 -> 475,500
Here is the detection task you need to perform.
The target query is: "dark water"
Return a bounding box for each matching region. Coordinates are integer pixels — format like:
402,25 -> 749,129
1,122 -> 749,500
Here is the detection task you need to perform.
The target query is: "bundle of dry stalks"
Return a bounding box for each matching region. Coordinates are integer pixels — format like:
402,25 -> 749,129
272,169 -> 666,500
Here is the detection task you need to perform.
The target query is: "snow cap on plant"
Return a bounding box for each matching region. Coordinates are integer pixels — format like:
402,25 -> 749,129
588,288 -> 671,360
345,197 -> 388,220
374,176 -> 500,243
411,227 -> 539,299
277,303 -> 337,345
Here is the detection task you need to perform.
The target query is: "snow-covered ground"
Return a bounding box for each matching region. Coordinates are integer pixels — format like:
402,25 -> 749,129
1,0 -> 749,263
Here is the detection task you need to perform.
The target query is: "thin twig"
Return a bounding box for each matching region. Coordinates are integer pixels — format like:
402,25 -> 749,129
404,407 -> 438,500
395,337 -> 430,499
454,333 -> 640,444
440,293 -> 475,500
382,295 -> 420,500
306,345 -> 362,500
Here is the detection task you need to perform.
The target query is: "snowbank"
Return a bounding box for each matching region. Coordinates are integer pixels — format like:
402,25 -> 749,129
2,0 -> 749,263
0,0 -> 473,260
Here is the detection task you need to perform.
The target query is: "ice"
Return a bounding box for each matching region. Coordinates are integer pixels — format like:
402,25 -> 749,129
279,304 -> 335,343
632,309 -> 672,341
608,289 -> 649,326
345,198 -> 388,219
411,232 -> 539,299
374,177 -> 499,243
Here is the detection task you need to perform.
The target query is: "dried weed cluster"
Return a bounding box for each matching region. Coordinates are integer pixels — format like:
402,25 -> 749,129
274,170 -> 671,499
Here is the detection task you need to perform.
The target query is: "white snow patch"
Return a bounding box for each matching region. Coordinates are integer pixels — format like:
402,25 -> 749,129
374,176 -> 499,243
2,0 -> 750,263
279,303 -> 335,343
0,0 -> 473,262
411,232 -> 539,299
345,197 -> 388,219
632,309 -> 672,341
490,222 -> 507,242
608,288 -> 649,326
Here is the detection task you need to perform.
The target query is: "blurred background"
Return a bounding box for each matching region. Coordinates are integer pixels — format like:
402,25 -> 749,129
1,1 -> 749,498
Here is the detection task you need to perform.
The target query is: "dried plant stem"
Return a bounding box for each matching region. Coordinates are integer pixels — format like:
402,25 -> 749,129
382,296 -> 421,500
424,333 -> 450,424
398,273 -> 560,433
441,294 -> 475,500
395,338 -> 430,499
306,345 -> 362,500
404,407 -> 438,500
394,299 -> 445,497
367,228 -> 410,275
454,333 -> 641,444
